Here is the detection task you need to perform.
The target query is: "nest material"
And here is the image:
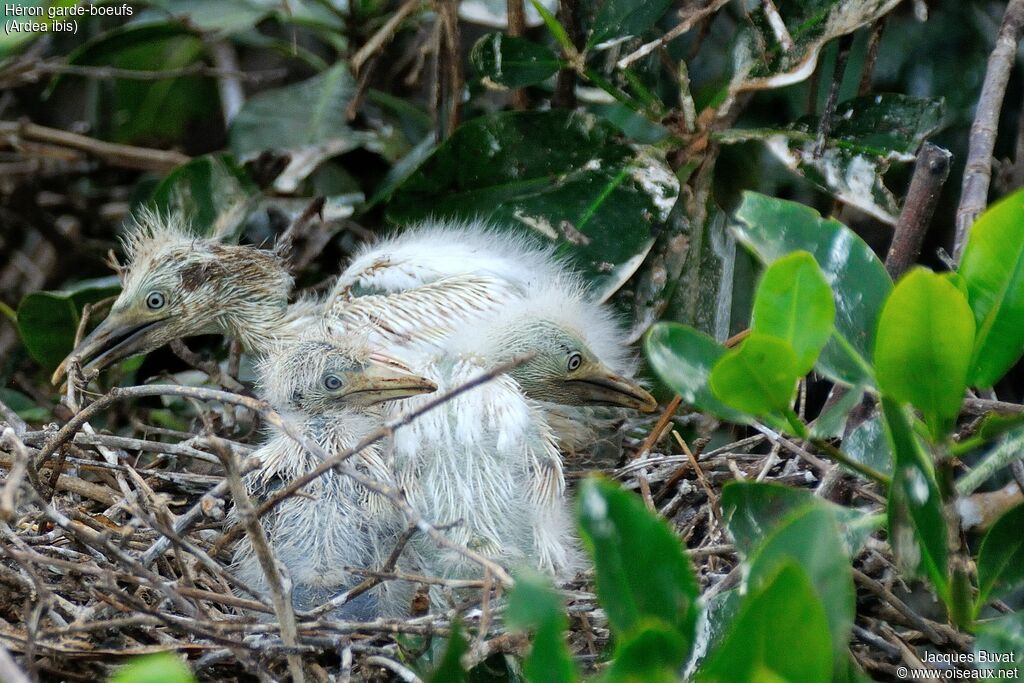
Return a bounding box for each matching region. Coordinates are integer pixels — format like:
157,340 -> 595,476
0,389 -> 974,682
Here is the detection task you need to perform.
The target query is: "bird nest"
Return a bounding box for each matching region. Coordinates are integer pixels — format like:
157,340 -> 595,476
0,378 -> 971,682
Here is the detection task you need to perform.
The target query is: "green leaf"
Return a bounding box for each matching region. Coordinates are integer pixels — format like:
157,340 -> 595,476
719,96 -> 945,224
470,33 -> 561,89
599,620 -> 687,683
881,397 -> 949,601
110,653 -> 195,683
843,416 -> 893,477
810,385 -> 865,439
136,0 -> 276,35
959,187 -> 1024,388
695,563 -> 832,683
643,322 -> 748,423
58,23 -> 217,146
588,0 -> 673,49
16,277 -> 122,371
745,506 -> 856,665
387,110 -> 678,298
875,268 -> 975,441
709,333 -> 798,419
0,389 -> 48,423
428,621 -> 469,683
0,1 -> 76,58
149,154 -> 258,241
977,502 -> 1024,607
751,250 -> 836,374
506,571 -> 578,683
733,192 -> 891,386
730,0 -> 899,94
576,478 -> 699,648
229,63 -> 376,191
722,481 -> 878,558
974,612 -> 1024,675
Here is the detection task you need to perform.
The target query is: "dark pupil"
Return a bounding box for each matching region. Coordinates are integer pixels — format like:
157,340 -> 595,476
325,375 -> 341,389
569,354 -> 580,370
148,294 -> 162,308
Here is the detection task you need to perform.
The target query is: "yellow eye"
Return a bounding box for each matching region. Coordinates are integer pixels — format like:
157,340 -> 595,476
567,352 -> 582,371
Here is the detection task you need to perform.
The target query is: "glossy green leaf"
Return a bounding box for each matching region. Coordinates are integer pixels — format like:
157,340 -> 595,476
136,0 -> 276,34
470,33 -> 561,88
977,502 -> 1024,607
695,563 -> 832,683
843,416 -> 894,477
751,250 -> 836,374
388,110 -> 678,298
959,187 -> 1024,388
810,385 -> 865,439
149,154 -> 258,241
745,506 -> 856,664
881,397 -> 949,601
875,268 -> 975,440
722,481 -> 878,558
733,192 -> 891,386
588,0 -> 673,49
730,0 -> 899,93
644,322 -> 748,423
428,621 -> 469,683
576,478 -> 699,648
974,612 -> 1024,675
17,277 -> 122,371
709,333 -> 798,418
600,620 -> 687,683
719,96 -> 945,224
230,63 -> 376,191
58,23 -> 217,145
110,653 -> 195,683
506,571 -> 578,683
0,389 -> 49,423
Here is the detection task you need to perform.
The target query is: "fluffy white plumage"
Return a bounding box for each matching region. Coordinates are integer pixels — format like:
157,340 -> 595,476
324,220 -> 565,349
230,339 -> 402,617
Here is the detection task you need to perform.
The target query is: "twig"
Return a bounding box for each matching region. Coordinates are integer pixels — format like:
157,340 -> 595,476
0,120 -> 189,173
0,641 -> 29,683
552,0 -> 581,109
762,0 -> 793,52
857,19 -> 887,96
211,436 -> 305,683
615,1 -> 729,70
0,396 -> 27,436
209,41 -> 244,126
954,0 -> 1024,259
813,33 -> 853,157
365,655 -> 423,682
351,0 -> 422,73
886,142 -> 952,279
508,0 -> 529,110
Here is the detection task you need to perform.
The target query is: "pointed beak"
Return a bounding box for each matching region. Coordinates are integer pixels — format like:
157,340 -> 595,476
51,312 -> 168,385
568,364 -> 658,413
340,353 -> 437,405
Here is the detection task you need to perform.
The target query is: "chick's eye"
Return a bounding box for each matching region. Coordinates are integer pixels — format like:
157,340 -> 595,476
567,352 -> 582,372
323,374 -> 343,391
145,291 -> 166,310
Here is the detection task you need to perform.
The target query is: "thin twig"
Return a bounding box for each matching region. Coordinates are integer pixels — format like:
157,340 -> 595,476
954,0 -> 1024,259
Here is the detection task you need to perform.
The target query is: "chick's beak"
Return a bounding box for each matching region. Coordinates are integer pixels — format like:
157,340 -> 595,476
569,363 -> 658,413
51,312 -> 168,385
341,353 -> 437,405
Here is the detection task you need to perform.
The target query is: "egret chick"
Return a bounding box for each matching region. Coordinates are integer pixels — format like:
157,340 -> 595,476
231,337 -> 436,616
